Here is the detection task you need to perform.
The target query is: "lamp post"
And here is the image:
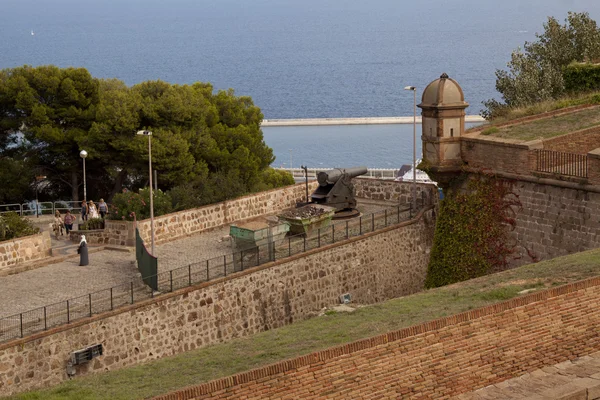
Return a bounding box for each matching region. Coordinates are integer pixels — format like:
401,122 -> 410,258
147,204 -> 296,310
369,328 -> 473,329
137,130 -> 155,256
404,85 -> 417,212
79,150 -> 88,202
34,175 -> 46,218
301,165 -> 309,203
289,149 -> 293,171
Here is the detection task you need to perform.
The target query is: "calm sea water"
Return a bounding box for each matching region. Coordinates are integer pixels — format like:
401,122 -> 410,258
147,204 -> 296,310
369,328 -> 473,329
263,123 -> 480,169
1,0 -> 598,166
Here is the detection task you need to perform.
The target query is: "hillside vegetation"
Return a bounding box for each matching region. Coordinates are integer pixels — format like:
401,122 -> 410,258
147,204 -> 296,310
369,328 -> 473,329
7,248 -> 600,400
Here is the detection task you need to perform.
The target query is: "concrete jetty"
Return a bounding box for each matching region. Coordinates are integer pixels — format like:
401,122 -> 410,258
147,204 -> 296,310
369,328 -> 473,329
261,115 -> 485,127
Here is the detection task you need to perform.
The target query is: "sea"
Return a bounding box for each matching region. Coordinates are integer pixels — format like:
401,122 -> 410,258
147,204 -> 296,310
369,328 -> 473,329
1,0 -> 599,168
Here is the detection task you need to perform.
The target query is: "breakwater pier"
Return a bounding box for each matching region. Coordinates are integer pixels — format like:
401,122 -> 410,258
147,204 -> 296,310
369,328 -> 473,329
261,115 -> 485,127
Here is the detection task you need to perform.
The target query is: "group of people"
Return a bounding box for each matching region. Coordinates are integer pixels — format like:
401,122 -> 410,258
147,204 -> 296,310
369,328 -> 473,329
79,198 -> 108,221
52,198 -> 108,239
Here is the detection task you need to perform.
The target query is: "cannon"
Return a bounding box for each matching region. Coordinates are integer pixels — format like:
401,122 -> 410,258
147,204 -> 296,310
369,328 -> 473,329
310,166 -> 368,212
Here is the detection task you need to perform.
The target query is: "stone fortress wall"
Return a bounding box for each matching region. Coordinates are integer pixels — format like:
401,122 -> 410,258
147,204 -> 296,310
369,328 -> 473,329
454,107 -> 600,266
510,180 -> 600,266
0,180 -> 437,396
0,231 -> 51,274
154,277 -> 600,400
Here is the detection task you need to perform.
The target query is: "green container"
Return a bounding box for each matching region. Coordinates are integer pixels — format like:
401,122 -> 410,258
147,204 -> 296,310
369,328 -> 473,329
278,205 -> 335,236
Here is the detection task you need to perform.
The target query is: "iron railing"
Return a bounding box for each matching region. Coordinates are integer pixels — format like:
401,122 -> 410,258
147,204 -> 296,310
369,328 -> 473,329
535,149 -> 588,178
0,197 -> 431,343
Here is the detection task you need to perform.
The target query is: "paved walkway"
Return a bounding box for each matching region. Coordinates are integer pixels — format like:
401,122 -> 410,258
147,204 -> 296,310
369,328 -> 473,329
0,199 -> 396,320
455,352 -> 600,399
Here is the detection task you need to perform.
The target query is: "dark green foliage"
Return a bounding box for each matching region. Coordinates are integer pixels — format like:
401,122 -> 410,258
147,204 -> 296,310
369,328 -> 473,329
425,176 -> 520,288
0,212 -> 39,241
108,188 -> 172,221
564,62 -> 600,92
0,65 -> 281,206
80,217 -> 105,230
483,12 -> 600,119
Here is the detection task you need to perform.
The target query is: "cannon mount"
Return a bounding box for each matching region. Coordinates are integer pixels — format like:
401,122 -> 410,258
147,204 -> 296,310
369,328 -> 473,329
310,166 -> 367,214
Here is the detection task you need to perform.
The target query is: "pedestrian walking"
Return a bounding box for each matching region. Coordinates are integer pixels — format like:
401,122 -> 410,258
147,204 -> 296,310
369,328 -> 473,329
81,201 -> 88,221
89,200 -> 99,219
63,210 -> 75,234
78,235 -> 89,266
52,210 -> 64,238
98,198 -> 108,218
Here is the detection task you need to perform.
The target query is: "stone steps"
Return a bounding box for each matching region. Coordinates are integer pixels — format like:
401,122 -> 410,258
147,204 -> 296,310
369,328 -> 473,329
455,352 -> 600,399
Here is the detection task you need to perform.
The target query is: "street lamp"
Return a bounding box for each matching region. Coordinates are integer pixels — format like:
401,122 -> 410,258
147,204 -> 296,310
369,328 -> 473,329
79,150 -> 88,202
137,130 -> 155,256
404,85 -> 417,212
34,175 -> 46,218
289,149 -> 293,171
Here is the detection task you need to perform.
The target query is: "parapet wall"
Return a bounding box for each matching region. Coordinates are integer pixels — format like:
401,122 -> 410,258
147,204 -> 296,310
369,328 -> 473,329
542,125 -> 600,154
136,182 -> 319,244
154,277 -> 600,400
0,231 -> 51,274
0,207 -> 435,396
353,177 -> 437,205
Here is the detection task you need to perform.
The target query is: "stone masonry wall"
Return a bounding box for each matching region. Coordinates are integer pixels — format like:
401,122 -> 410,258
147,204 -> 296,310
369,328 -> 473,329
136,182 -> 319,245
0,207 -> 435,396
0,231 -> 51,274
154,277 -> 600,400
353,177 -> 438,206
510,180 -> 600,266
68,221 -> 135,246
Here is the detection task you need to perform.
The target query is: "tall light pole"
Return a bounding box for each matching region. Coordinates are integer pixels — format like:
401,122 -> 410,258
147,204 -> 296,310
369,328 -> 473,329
137,130 -> 155,256
79,150 -> 88,202
34,175 -> 46,218
289,149 -> 293,171
404,86 -> 417,212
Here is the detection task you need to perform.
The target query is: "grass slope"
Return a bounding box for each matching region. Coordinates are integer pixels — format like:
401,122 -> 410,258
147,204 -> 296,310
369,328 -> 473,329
485,106 -> 600,141
7,248 -> 600,400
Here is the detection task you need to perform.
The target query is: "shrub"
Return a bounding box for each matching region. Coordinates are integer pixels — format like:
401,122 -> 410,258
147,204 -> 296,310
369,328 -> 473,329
80,218 -> 105,230
108,188 -> 173,221
0,212 -> 39,241
481,127 -> 499,136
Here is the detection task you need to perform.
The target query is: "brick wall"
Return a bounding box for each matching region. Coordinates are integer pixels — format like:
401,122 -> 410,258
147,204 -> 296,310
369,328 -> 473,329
542,125 -> 600,154
0,207 -> 435,396
0,231 -> 51,273
461,137 -> 535,175
153,277 -> 600,400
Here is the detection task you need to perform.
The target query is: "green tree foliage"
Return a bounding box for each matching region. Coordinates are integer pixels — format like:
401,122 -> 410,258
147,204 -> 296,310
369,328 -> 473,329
483,12 -> 600,119
108,188 -> 173,221
425,176 -> 520,288
0,212 -> 39,241
563,62 -> 600,92
0,65 -> 280,207
0,65 -> 99,200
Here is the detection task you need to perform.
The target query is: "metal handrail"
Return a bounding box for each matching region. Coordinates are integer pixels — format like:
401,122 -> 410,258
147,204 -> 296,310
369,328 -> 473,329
0,196 -> 432,343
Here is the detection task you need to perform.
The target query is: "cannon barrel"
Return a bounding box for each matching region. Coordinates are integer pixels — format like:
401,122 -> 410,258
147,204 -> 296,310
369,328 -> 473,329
317,166 -> 368,186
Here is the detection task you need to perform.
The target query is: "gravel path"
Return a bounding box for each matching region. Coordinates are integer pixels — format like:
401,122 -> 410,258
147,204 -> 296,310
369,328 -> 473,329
0,250 -> 139,318
154,226 -> 233,272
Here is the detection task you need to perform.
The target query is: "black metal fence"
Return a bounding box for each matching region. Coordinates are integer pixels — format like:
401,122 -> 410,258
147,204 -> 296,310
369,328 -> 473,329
535,149 -> 588,178
0,198 -> 430,344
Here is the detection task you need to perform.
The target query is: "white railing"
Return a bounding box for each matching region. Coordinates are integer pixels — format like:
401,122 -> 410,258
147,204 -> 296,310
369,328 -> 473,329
277,167 -> 399,180
0,201 -> 89,217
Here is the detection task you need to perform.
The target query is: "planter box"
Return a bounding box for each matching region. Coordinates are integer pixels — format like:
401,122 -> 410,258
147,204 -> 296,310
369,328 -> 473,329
278,205 -> 336,236
230,218 -> 290,251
